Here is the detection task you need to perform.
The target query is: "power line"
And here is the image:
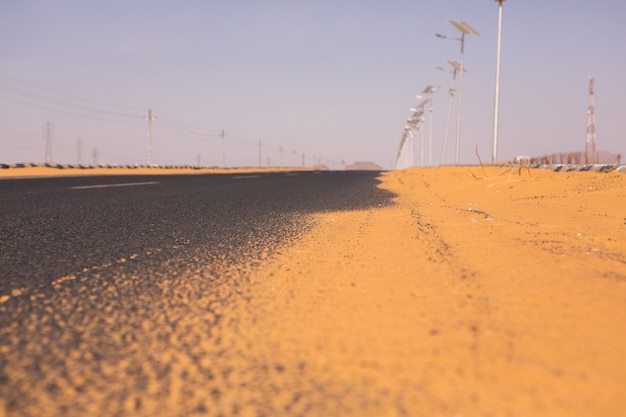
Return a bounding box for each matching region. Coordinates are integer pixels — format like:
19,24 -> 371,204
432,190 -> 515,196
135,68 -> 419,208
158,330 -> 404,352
0,82 -> 140,119
0,94 -> 144,126
0,74 -> 346,168
0,125 -> 39,139
153,112 -> 221,136
225,134 -> 258,147
152,123 -> 220,141
0,73 -> 145,112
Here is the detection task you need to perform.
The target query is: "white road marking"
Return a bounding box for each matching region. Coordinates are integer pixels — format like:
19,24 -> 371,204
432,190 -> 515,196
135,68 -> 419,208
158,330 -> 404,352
231,175 -> 261,180
70,181 -> 160,190
285,173 -> 301,176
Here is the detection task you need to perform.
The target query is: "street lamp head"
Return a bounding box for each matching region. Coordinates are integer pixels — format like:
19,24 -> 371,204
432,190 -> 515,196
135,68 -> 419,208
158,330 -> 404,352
410,108 -> 424,117
422,85 -> 439,94
436,33 -> 461,41
448,20 -> 480,36
411,99 -> 430,112
447,60 -> 468,72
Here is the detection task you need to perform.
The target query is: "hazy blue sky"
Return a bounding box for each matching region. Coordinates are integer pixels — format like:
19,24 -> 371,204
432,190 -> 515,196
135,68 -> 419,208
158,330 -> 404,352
1,0 -> 624,168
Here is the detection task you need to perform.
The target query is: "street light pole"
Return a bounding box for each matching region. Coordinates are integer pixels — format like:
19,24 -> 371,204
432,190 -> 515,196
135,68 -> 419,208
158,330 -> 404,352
451,21 -> 479,165
420,114 -> 425,166
441,79 -> 455,164
456,33 -> 466,165
422,85 -> 439,166
492,0 -> 507,164
408,128 -> 414,166
437,20 -> 479,165
410,98 -> 430,166
438,61 -> 465,164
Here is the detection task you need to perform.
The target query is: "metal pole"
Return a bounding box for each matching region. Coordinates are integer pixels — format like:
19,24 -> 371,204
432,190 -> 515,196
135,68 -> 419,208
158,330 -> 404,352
44,121 -> 53,164
492,0 -> 505,164
409,129 -> 413,166
428,101 -> 433,166
420,120 -> 424,166
147,109 -> 153,165
438,21 -> 478,164
441,90 -> 454,164
455,34 -> 465,165
441,74 -> 456,164
221,129 -> 225,167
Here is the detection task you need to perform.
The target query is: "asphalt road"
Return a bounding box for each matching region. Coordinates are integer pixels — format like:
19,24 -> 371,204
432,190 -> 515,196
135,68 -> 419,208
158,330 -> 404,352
0,170 -> 394,416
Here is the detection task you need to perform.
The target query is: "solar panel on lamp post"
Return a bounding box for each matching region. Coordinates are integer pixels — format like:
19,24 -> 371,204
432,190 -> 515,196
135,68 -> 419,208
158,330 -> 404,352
492,0 -> 507,164
410,98 -> 430,113
437,20 -> 479,165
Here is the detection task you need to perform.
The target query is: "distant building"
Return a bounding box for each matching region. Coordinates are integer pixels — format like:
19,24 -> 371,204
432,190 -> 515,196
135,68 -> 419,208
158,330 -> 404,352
345,161 -> 383,171
312,164 -> 329,171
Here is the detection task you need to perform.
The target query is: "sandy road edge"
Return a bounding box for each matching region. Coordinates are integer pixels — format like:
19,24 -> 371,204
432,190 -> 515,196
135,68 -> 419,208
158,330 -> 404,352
228,166 -> 626,416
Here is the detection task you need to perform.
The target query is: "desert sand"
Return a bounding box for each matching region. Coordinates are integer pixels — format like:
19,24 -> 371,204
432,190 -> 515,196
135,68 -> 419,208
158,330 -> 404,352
226,165 -> 626,416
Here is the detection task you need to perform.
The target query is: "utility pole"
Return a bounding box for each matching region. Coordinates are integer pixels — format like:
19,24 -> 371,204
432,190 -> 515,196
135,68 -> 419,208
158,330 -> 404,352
302,152 -> 305,167
220,129 -> 226,167
77,137 -> 82,165
279,146 -> 283,167
585,76 -> 597,164
146,109 -> 156,165
44,121 -> 53,164
258,140 -> 262,167
92,148 -> 99,166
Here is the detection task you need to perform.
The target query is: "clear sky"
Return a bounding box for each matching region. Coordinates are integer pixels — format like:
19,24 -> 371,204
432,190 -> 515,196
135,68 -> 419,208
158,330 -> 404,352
1,0 -> 624,168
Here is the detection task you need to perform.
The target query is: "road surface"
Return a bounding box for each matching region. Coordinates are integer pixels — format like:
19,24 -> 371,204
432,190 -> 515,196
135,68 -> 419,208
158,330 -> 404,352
0,170 -> 392,416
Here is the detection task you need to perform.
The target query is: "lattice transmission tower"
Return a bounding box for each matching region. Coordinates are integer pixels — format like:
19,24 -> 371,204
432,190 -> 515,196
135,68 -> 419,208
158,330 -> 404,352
585,76 -> 597,164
